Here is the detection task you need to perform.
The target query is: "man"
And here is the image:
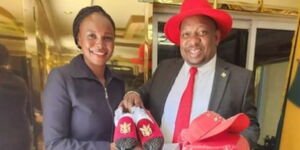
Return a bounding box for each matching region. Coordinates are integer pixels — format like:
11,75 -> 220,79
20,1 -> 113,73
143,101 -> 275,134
120,0 -> 259,148
0,44 -> 31,150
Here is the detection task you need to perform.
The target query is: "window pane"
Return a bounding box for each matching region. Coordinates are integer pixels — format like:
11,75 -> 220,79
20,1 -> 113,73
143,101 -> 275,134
255,29 -> 294,66
254,29 -> 294,146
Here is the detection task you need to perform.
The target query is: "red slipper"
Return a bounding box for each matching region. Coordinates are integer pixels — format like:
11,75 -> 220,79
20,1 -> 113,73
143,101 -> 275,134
136,115 -> 164,150
114,116 -> 139,149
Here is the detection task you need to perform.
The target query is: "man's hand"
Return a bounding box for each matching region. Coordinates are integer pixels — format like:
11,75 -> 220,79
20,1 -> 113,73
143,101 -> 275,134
119,91 -> 144,112
110,143 -> 117,150
134,144 -> 143,150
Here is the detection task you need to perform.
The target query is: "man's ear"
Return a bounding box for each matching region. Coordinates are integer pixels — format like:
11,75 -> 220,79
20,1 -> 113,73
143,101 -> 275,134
215,30 -> 221,46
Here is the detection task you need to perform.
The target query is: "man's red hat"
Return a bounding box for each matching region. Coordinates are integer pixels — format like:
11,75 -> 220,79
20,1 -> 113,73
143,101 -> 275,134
164,0 -> 232,45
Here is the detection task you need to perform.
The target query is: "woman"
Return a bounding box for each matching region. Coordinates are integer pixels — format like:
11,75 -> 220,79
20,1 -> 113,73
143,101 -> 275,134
43,6 -> 124,150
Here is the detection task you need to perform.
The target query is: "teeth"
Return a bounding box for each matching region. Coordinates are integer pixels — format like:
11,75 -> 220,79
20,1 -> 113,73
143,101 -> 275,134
89,48 -> 106,56
190,49 -> 200,54
188,48 -> 201,57
92,51 -> 105,55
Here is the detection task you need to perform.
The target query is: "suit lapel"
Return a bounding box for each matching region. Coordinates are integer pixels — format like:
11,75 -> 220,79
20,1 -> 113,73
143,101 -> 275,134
208,58 -> 230,111
154,59 -> 183,124
160,59 -> 184,102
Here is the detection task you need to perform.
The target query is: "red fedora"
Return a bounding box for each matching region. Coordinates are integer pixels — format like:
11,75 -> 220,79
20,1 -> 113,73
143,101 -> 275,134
180,111 -> 250,144
164,0 -> 232,45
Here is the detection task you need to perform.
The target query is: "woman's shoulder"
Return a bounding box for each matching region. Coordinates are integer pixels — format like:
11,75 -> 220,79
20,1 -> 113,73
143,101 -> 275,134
48,54 -> 82,74
46,63 -> 75,84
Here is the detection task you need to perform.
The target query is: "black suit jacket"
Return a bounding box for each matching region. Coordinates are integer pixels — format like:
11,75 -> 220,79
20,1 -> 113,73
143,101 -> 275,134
135,58 -> 259,147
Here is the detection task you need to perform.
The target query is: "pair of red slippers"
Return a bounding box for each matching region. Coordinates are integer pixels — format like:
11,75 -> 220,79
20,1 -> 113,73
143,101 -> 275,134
113,107 -> 164,150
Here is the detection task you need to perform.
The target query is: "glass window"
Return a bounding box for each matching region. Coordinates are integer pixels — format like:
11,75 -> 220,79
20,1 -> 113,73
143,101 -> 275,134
254,29 -> 294,67
254,29 -> 294,145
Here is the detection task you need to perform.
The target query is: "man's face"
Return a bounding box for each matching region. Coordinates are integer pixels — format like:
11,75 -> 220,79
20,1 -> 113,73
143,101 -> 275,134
180,15 -> 221,67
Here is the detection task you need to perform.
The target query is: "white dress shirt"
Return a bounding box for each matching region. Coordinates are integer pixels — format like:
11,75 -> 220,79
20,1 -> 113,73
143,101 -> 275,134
161,55 -> 216,143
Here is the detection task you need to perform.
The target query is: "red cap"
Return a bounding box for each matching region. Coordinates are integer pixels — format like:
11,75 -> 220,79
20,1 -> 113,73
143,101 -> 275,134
180,111 -> 250,145
182,132 -> 250,150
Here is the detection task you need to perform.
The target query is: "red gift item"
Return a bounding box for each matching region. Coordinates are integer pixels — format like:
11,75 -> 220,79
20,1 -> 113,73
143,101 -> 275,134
180,111 -> 250,150
113,116 -> 139,149
135,109 -> 164,150
182,132 -> 249,150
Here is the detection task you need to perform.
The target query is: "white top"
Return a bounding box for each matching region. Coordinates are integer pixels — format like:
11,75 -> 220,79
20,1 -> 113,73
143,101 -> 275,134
160,55 -> 216,143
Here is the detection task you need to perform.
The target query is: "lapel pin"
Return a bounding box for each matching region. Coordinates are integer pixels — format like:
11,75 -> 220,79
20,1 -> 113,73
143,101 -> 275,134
221,72 -> 227,78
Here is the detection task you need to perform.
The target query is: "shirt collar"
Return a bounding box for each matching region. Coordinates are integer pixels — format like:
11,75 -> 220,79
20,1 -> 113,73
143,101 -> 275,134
183,54 -> 216,74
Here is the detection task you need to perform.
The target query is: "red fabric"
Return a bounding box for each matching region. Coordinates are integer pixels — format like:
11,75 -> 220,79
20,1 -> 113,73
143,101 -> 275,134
136,118 -> 163,145
129,110 -> 164,147
181,111 -> 250,144
130,44 -> 152,66
182,133 -> 249,150
113,116 -> 138,141
173,67 -> 198,143
164,0 -> 232,45
179,111 -> 250,150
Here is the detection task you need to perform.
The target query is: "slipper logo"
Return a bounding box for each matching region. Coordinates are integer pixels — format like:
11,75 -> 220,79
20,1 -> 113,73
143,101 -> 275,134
120,122 -> 131,134
140,124 -> 152,136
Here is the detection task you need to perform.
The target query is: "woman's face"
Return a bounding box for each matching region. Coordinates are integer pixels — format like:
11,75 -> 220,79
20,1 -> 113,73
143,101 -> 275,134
77,12 -> 115,67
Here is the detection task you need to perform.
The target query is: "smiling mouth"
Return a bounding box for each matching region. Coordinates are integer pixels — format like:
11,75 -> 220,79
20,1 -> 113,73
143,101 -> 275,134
91,51 -> 106,56
189,48 -> 202,57
89,48 -> 107,56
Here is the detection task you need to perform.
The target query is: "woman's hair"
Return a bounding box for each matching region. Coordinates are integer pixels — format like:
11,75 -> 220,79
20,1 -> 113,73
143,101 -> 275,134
73,5 -> 115,49
0,44 -> 10,66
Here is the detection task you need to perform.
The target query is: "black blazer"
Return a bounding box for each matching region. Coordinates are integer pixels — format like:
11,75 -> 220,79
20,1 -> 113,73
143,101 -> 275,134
135,58 -> 260,147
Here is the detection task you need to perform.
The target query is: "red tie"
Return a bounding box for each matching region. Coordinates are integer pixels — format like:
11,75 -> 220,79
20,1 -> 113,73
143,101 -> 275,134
173,67 -> 198,143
